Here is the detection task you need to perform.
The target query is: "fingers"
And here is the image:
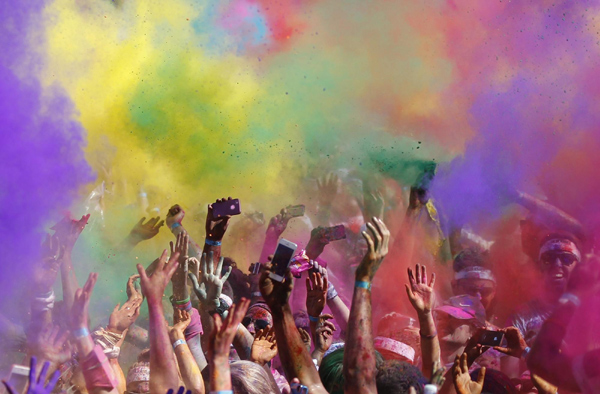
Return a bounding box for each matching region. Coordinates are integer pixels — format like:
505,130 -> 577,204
421,265 -> 427,285
362,230 -> 375,253
170,241 -> 174,256
407,267 -> 416,287
38,360 -> 50,385
137,217 -> 146,226
208,251 -> 215,276
366,222 -> 381,250
165,253 -> 180,279
404,284 -> 415,301
137,264 -> 148,281
82,273 -> 98,297
2,381 -> 16,394
47,370 -> 61,391
429,272 -> 436,288
477,366 -> 486,385
230,298 -> 251,327
158,249 -> 169,267
305,276 -> 312,291
154,220 -> 165,230
460,352 -> 469,374
216,257 -> 224,278
29,356 -> 37,386
221,265 -> 232,282
322,320 -> 336,331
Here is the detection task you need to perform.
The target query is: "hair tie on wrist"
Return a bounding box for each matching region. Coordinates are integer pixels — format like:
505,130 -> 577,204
205,238 -> 222,246
309,315 -> 320,323
172,339 -> 186,350
73,327 -> 90,339
170,222 -> 181,230
355,281 -> 371,290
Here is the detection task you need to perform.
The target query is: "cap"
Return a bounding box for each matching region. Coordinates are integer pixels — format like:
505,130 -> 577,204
435,295 -> 486,327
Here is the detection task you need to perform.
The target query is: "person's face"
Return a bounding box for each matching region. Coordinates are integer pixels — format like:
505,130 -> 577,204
539,251 -> 579,295
455,279 -> 496,313
436,313 -> 474,346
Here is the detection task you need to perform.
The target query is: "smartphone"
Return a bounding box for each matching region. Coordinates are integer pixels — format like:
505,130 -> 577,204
478,330 -> 504,347
249,262 -> 262,275
212,199 -> 241,218
322,224 -> 346,242
285,205 -> 305,219
290,382 -> 309,394
269,239 -> 297,282
6,364 -> 29,394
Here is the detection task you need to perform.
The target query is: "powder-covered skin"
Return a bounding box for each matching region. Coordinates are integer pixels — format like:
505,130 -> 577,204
3,0 -> 600,352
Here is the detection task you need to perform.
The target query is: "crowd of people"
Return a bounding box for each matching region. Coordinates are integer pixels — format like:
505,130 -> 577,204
2,172 -> 599,394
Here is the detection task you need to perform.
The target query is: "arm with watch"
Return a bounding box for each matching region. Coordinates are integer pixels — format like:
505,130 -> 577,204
405,263 -> 440,381
343,217 -> 390,394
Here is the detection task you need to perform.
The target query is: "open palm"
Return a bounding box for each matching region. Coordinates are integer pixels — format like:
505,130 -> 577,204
405,264 -> 436,314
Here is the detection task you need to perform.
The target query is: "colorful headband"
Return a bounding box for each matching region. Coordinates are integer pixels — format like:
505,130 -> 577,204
219,294 -> 233,308
126,362 -> 150,384
323,341 -> 345,359
373,336 -> 415,363
454,266 -> 496,283
539,238 -> 581,262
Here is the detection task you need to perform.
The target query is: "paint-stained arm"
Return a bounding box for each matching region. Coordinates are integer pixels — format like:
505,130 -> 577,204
203,197 -> 235,264
259,265 -> 327,394
343,217 -> 390,394
136,250 -> 182,394
170,309 -> 205,394
405,263 -> 440,379
207,299 -> 251,392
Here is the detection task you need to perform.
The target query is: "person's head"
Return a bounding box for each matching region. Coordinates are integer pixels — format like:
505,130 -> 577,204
375,359 -> 427,394
320,346 -> 384,394
469,368 -> 518,394
242,303 -> 272,335
373,337 -> 416,364
230,361 -> 278,394
452,248 -> 497,314
293,310 -> 310,332
126,349 -> 150,394
537,235 -> 581,297
435,295 -> 486,356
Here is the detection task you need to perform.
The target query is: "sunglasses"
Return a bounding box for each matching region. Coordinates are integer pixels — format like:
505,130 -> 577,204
242,317 -> 270,331
540,252 -> 578,268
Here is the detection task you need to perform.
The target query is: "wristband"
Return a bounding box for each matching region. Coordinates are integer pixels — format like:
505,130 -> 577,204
355,280 -> 371,290
205,238 -> 222,246
419,330 -> 437,340
73,327 -> 90,339
309,315 -> 320,323
172,339 -> 186,350
209,391 -> 234,394
327,282 -> 338,300
559,292 -> 581,308
170,222 -> 182,230
424,384 -> 438,394
522,346 -> 531,360
173,296 -> 191,305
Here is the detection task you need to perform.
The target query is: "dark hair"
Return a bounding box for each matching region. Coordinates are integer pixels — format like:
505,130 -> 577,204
320,347 -> 385,394
469,368 -> 517,394
376,360 -> 426,394
453,247 -> 492,273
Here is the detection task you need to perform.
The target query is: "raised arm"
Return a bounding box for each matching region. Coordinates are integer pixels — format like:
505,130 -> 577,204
70,273 -> 118,394
343,217 -> 390,394
120,216 -> 164,251
136,250 -> 181,394
170,309 -> 204,394
53,214 -> 89,313
203,197 -> 234,263
259,210 -> 289,263
166,205 -> 203,258
259,265 -> 327,393
207,299 -> 251,392
405,263 -> 440,379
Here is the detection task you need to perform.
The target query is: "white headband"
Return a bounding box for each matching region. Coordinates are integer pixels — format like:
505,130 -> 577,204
455,266 -> 496,284
373,336 -> 415,362
539,238 -> 581,262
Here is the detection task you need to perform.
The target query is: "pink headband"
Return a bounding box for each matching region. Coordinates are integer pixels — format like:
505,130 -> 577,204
455,266 -> 496,284
373,336 -> 415,362
539,238 -> 581,262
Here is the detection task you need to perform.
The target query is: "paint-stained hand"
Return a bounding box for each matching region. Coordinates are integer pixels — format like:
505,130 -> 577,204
354,217 -> 390,283
27,323 -> 72,367
70,273 -> 98,331
188,251 -> 231,310
316,173 -> 339,208
298,327 -> 312,353
52,214 -> 90,252
166,204 -> 185,229
3,356 -> 60,394
251,325 -> 278,366
206,197 -> 233,241
306,271 -> 328,318
208,299 -> 251,359
136,249 -> 179,304
453,353 -> 485,394
492,327 -> 527,359
108,297 -> 142,334
405,264 -> 436,315
259,263 -> 294,310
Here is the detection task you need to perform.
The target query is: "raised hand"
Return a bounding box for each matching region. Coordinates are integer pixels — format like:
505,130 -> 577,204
166,204 -> 185,229
355,217 -> 390,283
316,173 -> 339,207
313,316 -> 336,354
70,273 -> 98,331
251,325 -> 278,366
259,263 -> 294,310
208,298 -> 251,359
463,329 -> 489,366
206,197 -> 233,241
492,326 -> 527,358
34,234 -> 63,291
453,353 -> 485,394
27,324 -> 71,367
130,217 -> 164,242
298,327 -> 312,353
136,249 -> 179,304
430,361 -> 446,390
171,309 -> 192,336
188,252 -> 231,310
52,214 -> 90,251
170,231 -> 189,286
126,274 -> 143,302
405,264 -> 436,315
267,211 -> 288,238
108,297 -> 142,334
306,271 -> 328,318
3,356 -> 60,394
